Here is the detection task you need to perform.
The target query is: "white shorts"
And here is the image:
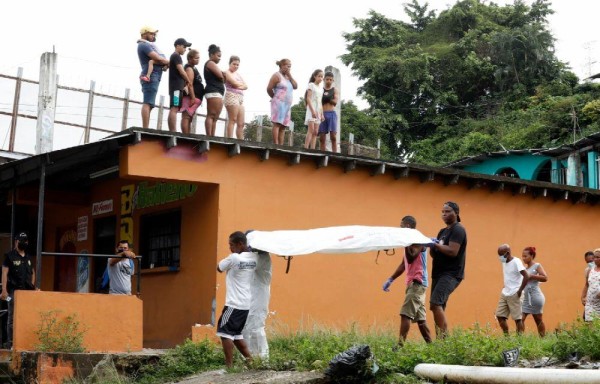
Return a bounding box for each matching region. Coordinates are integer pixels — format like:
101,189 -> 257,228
205,92 -> 223,99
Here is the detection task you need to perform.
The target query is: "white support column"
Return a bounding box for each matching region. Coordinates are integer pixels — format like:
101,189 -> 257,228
84,80 -> 95,144
121,88 -> 130,131
35,52 -> 58,155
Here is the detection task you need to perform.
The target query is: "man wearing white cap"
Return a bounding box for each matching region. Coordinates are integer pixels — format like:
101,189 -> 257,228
137,26 -> 169,128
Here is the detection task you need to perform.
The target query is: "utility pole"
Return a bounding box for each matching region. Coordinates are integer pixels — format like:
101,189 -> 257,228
35,50 -> 58,154
583,41 -> 598,80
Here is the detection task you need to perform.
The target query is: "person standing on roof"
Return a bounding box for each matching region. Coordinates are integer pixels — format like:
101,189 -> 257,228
319,71 -> 339,152
267,59 -> 298,145
167,38 -> 192,133
137,26 -> 169,128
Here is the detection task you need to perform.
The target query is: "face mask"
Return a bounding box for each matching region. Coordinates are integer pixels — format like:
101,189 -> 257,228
589,262 -> 596,269
17,241 -> 28,251
499,255 -> 507,263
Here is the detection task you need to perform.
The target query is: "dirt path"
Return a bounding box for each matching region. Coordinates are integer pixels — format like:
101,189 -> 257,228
173,369 -> 326,384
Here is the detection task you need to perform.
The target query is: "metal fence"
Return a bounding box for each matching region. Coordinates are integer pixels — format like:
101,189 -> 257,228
0,70 -> 379,158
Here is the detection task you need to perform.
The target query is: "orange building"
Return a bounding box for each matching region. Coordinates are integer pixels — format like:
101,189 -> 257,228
0,128 -> 598,349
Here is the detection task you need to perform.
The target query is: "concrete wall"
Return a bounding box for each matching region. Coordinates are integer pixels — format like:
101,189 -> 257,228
122,139 -> 598,340
14,291 -> 142,352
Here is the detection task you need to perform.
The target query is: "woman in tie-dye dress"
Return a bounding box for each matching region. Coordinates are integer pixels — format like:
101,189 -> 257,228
267,59 -> 297,145
583,248 -> 600,321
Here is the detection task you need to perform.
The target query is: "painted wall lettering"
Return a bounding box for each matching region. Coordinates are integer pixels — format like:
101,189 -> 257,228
120,184 -> 135,244
135,182 -> 197,210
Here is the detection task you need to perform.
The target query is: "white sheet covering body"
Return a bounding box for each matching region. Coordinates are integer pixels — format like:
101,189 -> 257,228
242,251 -> 272,358
246,226 -> 432,256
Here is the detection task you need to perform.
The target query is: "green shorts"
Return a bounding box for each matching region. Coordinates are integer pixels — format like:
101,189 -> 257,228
400,281 -> 427,322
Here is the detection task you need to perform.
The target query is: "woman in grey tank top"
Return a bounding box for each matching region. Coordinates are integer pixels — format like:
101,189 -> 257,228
521,246 -> 548,336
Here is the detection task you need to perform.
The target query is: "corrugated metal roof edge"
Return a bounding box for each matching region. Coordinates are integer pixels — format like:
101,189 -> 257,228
1,128 -> 599,205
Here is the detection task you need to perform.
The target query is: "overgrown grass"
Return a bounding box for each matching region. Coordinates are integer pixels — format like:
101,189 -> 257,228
133,339 -> 223,384
70,319 -> 600,383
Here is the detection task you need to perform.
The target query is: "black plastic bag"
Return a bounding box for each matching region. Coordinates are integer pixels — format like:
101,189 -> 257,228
324,344 -> 377,383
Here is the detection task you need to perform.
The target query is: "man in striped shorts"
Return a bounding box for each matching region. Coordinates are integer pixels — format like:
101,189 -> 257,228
216,231 -> 258,367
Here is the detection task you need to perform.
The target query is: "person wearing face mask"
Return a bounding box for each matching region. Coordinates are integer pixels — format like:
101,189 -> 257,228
1,232 -> 36,349
495,244 -> 529,334
107,240 -> 136,295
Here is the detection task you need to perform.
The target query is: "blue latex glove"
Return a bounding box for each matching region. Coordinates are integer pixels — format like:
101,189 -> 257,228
382,278 -> 394,292
425,238 -> 439,248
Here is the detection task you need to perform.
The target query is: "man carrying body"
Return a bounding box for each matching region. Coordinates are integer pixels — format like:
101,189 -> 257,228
382,215 -> 432,346
137,26 -> 169,128
1,232 -> 36,349
495,244 -> 529,334
107,240 -> 136,295
217,231 -> 258,367
428,201 -> 467,338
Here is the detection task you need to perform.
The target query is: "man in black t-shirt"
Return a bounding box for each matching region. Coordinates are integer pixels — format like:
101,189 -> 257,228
1,232 -> 36,349
167,38 -> 192,132
428,202 -> 467,338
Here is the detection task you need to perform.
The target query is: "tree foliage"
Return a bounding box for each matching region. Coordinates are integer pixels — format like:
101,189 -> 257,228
341,0 -> 599,164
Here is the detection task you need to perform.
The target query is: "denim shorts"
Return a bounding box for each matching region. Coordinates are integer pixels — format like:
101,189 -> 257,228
141,76 -> 161,107
319,111 -> 337,134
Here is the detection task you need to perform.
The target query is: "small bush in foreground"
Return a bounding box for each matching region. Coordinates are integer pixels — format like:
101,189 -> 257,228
35,310 -> 87,353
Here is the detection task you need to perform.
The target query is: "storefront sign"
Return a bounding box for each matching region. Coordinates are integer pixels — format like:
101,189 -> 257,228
77,216 -> 88,241
92,199 -> 113,216
135,182 -> 197,210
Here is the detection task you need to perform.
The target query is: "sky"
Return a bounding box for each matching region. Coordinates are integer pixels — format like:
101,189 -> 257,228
0,0 -> 598,142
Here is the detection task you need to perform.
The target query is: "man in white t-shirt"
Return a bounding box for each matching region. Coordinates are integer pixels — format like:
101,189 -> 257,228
495,244 -> 529,334
216,231 -> 258,367
107,240 -> 136,295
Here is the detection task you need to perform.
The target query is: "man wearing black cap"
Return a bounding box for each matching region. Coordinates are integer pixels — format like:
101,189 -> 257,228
1,232 -> 36,348
168,38 -> 193,133
428,202 -> 467,338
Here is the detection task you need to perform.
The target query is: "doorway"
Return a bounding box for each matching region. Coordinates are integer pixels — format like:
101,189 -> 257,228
93,216 -> 116,293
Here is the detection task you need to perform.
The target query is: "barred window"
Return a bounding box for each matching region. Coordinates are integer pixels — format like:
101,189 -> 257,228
139,210 -> 181,270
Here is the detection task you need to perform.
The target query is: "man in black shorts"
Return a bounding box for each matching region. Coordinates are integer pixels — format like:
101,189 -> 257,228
216,231 -> 258,367
428,202 -> 467,338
